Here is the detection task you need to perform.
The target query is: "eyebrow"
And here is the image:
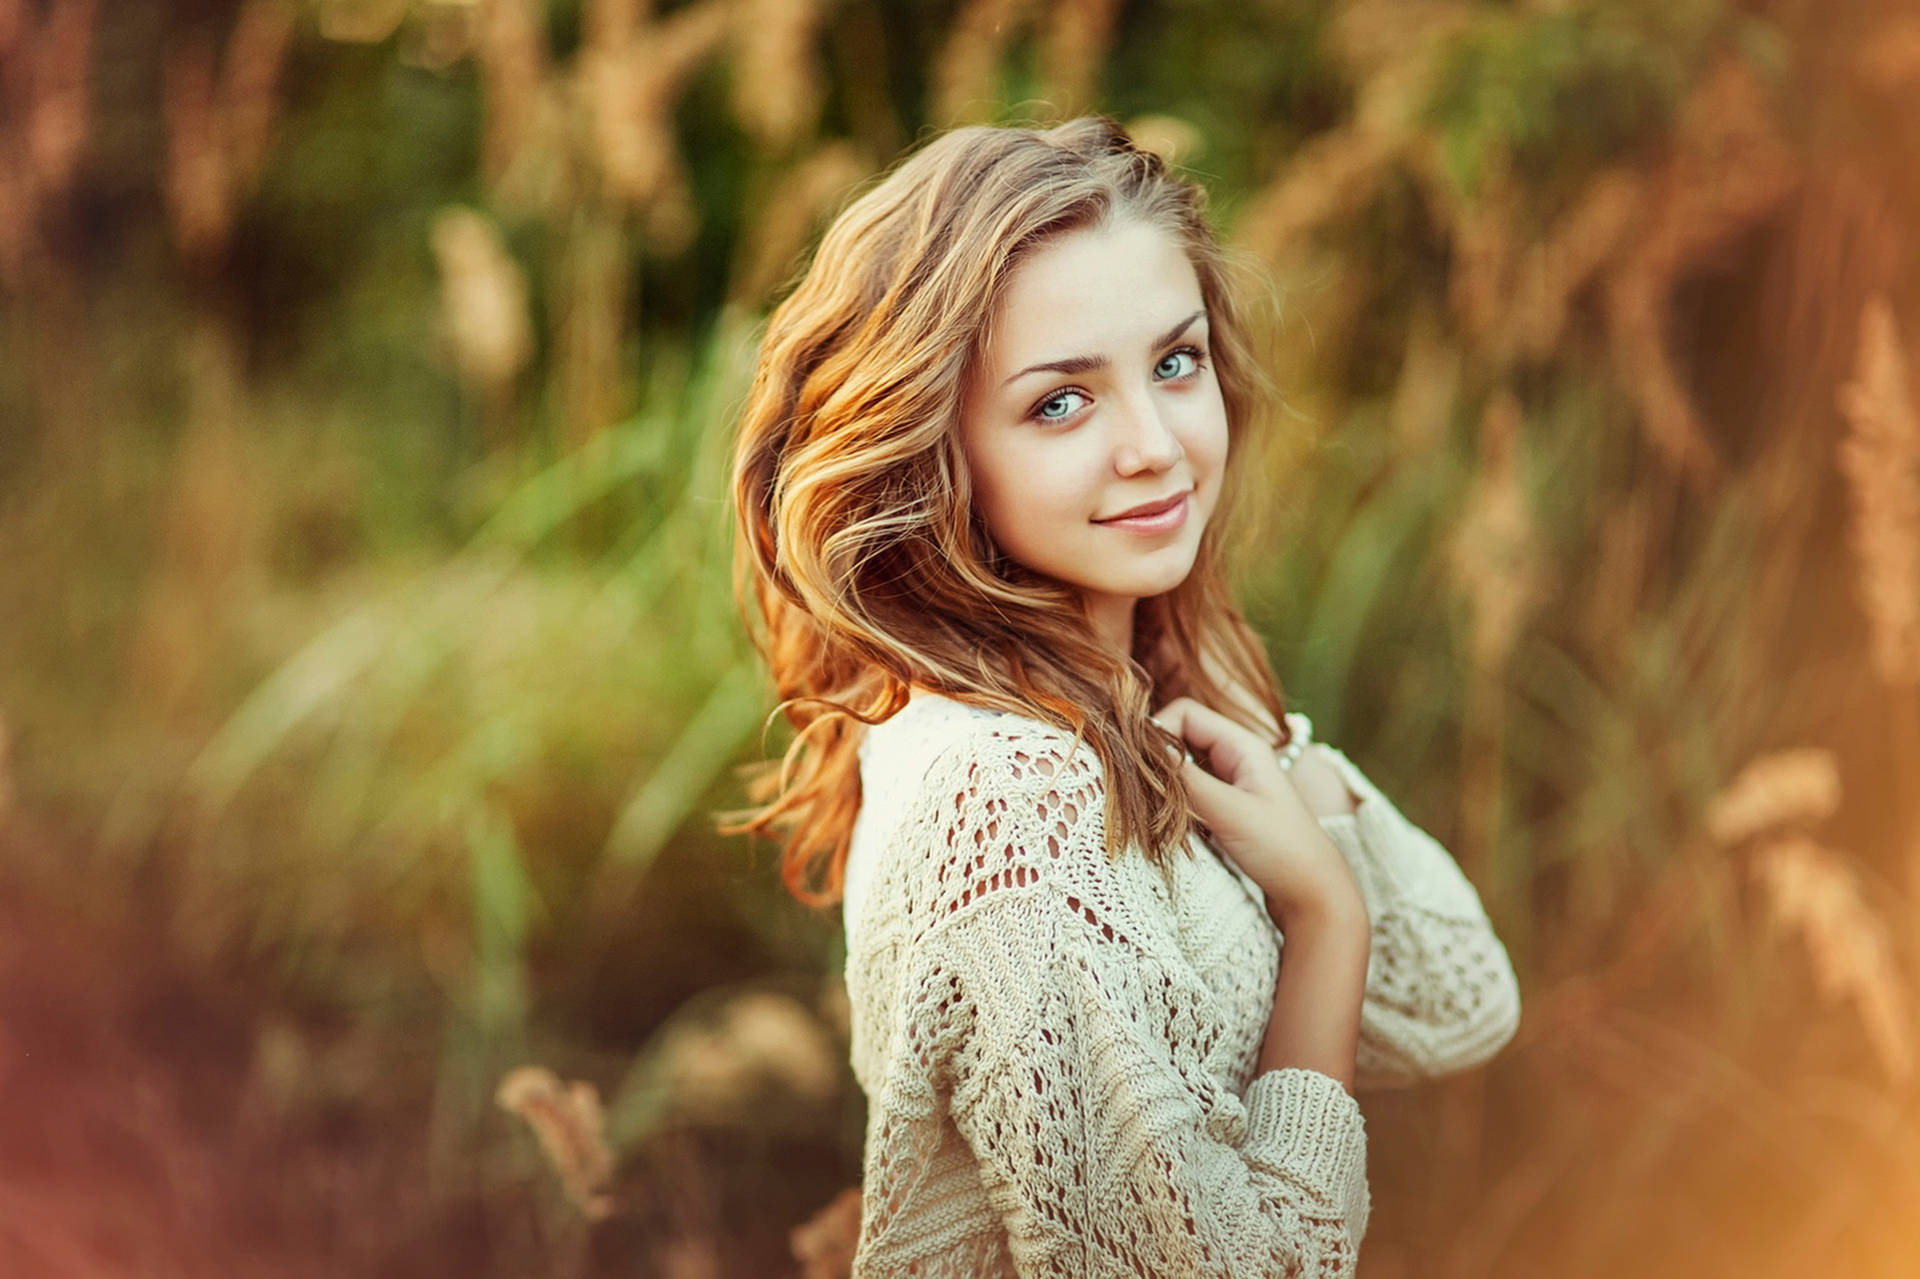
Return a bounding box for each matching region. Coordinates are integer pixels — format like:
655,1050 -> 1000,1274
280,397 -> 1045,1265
1000,308 -> 1208,389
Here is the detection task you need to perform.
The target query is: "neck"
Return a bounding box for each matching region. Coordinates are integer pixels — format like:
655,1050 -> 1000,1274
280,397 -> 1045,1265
1084,591 -> 1136,660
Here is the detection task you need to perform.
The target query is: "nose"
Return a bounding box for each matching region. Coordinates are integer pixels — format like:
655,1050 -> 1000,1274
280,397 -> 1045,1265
1111,391 -> 1183,474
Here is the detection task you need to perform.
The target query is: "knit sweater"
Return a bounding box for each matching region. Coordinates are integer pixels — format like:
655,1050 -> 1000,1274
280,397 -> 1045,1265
840,691 -> 1522,1277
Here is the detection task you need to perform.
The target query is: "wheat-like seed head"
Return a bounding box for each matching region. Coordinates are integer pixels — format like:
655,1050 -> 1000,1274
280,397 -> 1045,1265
496,1065 -> 618,1219
729,0 -> 828,152
1448,389 -> 1547,672
1749,835 -> 1915,1087
654,989 -> 841,1121
1705,747 -> 1843,848
1836,294 -> 1920,688
429,205 -> 535,390
928,0 -> 1036,128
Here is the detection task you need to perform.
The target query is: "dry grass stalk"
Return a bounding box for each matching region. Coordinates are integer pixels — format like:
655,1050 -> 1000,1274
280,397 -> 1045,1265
729,140 -> 869,308
1835,294 -> 1920,688
0,0 -> 97,288
161,0 -> 297,263
473,0 -> 551,194
1232,124 -> 1398,270
1581,488 -> 1652,668
17,0 -> 94,204
1324,0 -> 1475,84
1039,0 -> 1123,115
1448,387 -> 1544,883
1515,167 -> 1643,359
581,0 -> 729,213
790,1185 -> 863,1279
162,36 -> 227,260
478,0 -> 729,444
1601,56 -> 1799,489
1235,1 -> 1468,269
729,0 -> 828,152
1438,159 -> 1525,361
929,0 -> 1037,127
1749,835 -> 1915,1088
1706,748 -> 1844,847
1385,298 -> 1459,460
495,1065 -> 618,1220
653,989 -> 841,1121
1448,389 -> 1547,674
316,0 -> 408,45
225,2 -> 295,190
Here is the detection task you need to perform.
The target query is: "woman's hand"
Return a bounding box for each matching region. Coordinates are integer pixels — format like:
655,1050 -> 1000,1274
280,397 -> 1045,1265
1151,696 -> 1365,927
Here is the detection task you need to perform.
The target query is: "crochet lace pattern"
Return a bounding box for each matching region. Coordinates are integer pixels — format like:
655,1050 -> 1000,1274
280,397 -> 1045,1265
840,693 -> 1521,1277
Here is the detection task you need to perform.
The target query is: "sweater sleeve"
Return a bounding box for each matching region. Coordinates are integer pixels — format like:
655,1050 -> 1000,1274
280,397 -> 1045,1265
896,726 -> 1370,1278
1308,742 -> 1522,1088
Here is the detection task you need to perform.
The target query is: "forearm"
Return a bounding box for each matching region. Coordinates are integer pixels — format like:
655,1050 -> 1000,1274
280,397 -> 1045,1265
1306,754 -> 1523,1083
1256,900 -> 1372,1093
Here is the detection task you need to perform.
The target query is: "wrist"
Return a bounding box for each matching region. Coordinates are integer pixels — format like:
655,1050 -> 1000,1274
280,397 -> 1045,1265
1263,873 -> 1368,937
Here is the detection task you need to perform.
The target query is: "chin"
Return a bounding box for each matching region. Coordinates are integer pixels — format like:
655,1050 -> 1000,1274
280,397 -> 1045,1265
1092,565 -> 1197,599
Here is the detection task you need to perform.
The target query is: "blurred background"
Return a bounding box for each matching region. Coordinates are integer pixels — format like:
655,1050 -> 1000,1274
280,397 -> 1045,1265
2,0 -> 1918,1274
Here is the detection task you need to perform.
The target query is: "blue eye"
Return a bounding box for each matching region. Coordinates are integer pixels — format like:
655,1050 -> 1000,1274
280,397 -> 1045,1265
1033,389 -> 1089,422
1156,346 -> 1207,380
1023,345 -> 1209,426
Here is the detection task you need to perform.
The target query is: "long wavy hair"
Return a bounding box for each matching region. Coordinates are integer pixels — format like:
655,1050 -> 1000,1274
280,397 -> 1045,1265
720,115 -> 1297,908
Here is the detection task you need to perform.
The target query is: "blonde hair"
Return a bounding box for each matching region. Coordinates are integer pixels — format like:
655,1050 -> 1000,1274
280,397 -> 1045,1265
722,115 -> 1293,907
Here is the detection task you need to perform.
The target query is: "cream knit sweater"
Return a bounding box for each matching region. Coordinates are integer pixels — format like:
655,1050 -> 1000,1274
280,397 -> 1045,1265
840,692 -> 1521,1277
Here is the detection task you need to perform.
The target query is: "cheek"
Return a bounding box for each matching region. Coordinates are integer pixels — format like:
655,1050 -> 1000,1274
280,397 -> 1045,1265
1180,388 -> 1230,477
974,437 -> 1101,524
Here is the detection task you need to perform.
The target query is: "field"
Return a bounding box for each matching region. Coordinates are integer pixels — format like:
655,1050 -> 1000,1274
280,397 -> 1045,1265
3,1 -> 1919,1274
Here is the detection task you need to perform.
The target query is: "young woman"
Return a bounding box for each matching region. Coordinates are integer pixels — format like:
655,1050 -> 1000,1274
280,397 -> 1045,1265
726,116 -> 1521,1278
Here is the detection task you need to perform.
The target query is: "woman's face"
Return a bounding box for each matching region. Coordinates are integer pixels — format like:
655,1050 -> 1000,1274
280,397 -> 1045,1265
959,216 -> 1229,651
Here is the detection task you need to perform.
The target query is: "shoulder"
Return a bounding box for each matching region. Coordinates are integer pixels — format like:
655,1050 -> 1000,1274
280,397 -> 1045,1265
880,698 -> 1186,956
904,697 -> 1108,847
871,693 -> 1106,812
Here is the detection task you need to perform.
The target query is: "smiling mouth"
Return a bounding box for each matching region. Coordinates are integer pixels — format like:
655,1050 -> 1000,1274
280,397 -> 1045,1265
1095,490 -> 1190,523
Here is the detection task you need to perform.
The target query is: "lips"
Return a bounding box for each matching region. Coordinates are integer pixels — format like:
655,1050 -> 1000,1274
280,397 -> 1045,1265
1096,490 -> 1189,522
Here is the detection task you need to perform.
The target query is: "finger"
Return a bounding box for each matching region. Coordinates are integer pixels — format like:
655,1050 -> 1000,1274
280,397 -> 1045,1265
1150,697 -> 1213,748
1157,699 -> 1262,788
1152,699 -> 1246,783
1150,703 -> 1194,769
1178,753 -> 1238,804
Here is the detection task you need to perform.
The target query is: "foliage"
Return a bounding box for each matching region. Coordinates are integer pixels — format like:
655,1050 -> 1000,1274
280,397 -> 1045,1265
3,0 -> 1919,1274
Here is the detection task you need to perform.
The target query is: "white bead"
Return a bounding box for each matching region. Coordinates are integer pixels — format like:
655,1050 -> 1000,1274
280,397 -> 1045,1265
1276,711 -> 1313,771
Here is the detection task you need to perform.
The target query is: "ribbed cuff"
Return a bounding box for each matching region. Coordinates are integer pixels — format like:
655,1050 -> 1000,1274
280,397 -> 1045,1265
1316,811 -> 1393,912
1241,1067 -> 1369,1212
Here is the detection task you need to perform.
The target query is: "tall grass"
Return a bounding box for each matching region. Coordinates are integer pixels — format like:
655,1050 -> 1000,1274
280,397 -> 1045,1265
3,1 -> 1918,1274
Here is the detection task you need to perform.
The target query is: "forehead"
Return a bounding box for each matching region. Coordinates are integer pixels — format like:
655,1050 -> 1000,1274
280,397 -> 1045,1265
983,218 -> 1204,363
